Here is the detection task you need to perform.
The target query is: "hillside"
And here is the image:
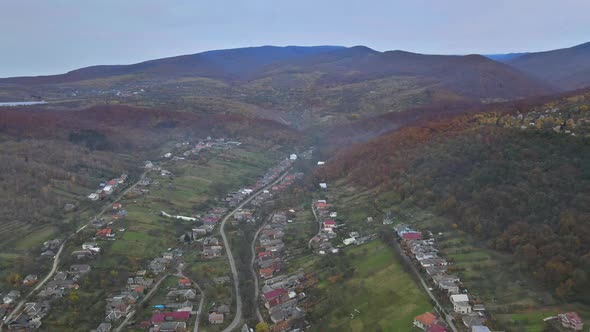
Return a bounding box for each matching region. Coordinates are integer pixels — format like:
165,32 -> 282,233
507,41 -> 590,90
0,46 -> 346,85
0,45 -> 556,128
0,104 -> 303,251
263,47 -> 553,99
324,89 -> 590,305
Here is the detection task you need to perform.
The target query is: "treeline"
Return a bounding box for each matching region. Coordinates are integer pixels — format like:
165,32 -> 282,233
326,99 -> 590,303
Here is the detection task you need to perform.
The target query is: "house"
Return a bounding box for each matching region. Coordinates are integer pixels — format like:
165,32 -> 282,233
167,289 -> 196,300
209,312 -> 224,324
96,228 -> 115,239
323,220 -> 336,231
151,311 -> 190,323
3,290 -> 20,304
88,193 -> 100,201
432,274 -> 460,294
462,313 -> 485,329
450,294 -> 471,314
71,250 -> 95,260
428,325 -> 447,332
402,231 -> 423,240
262,288 -> 286,302
289,154 -> 297,160
413,312 -> 437,330
178,278 -> 191,288
22,274 -> 38,286
159,322 -> 187,331
319,183 -> 327,189
112,203 -> 122,210
343,238 -> 356,246
82,241 -> 101,252
70,264 -> 92,274
472,326 -> 492,332
419,258 -> 448,268
558,312 -> 584,331
260,267 -> 275,279
91,322 -> 112,332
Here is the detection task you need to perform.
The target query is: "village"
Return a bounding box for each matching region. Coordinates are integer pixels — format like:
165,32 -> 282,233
393,223 -> 585,332
0,136 -> 308,332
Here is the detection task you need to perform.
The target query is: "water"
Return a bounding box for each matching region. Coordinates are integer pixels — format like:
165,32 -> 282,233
0,101 -> 47,107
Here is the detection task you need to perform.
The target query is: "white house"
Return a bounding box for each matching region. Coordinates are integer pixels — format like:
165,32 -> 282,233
343,238 -> 357,246
450,294 -> 472,314
289,154 -> 297,160
317,161 -> 325,166
319,183 -> 327,189
88,193 -> 99,201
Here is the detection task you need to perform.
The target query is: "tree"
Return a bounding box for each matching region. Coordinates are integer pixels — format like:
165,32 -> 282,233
255,322 -> 269,332
6,272 -> 21,286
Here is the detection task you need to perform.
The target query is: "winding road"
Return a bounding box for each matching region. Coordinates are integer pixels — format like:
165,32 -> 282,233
250,221 -> 266,323
307,202 -> 321,249
220,170 -> 291,332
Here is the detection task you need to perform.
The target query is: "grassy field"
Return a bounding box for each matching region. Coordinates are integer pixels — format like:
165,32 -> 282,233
310,240 -> 432,332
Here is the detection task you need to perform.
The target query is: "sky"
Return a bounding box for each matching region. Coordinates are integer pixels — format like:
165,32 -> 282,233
1,0 -> 590,77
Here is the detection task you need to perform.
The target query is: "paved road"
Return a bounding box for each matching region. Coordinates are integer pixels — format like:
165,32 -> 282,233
250,221 -> 266,323
220,170 -> 291,332
113,273 -> 170,332
307,202 -> 321,249
390,238 -> 459,332
192,276 -> 205,332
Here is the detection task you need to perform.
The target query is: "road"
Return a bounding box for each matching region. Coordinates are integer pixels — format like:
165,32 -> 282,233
250,221 -> 266,323
390,237 -> 459,332
113,273 -> 170,332
0,169 -> 151,331
220,170 -> 291,332
192,276 -> 205,332
307,202 -> 321,249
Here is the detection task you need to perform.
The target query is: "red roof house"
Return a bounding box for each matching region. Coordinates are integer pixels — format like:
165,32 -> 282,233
427,325 -> 448,332
262,288 -> 285,301
96,228 -> 113,237
559,312 -> 584,331
402,232 -> 422,240
151,311 -> 190,323
414,312 -> 437,330
178,278 -> 191,286
259,267 -> 275,279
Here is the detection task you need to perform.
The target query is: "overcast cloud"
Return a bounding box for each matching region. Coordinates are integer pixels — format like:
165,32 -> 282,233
1,0 -> 589,77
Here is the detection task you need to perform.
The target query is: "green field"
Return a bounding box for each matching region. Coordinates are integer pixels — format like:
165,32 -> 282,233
310,240 -> 432,332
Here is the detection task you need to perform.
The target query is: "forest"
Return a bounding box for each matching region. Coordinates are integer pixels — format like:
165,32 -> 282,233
325,92 -> 590,304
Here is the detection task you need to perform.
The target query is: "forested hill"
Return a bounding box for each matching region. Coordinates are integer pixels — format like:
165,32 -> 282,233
324,90 -> 590,303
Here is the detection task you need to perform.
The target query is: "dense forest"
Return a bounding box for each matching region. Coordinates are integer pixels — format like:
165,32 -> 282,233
326,92 -> 590,304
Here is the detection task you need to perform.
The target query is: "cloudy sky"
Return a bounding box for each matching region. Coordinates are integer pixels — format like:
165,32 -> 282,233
1,0 -> 589,77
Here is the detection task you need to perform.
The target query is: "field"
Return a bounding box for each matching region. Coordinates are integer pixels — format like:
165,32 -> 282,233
309,240 -> 432,332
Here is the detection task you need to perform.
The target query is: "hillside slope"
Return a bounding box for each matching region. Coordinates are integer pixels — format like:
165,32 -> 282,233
259,47 -> 554,99
324,90 -> 590,304
507,41 -> 590,90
